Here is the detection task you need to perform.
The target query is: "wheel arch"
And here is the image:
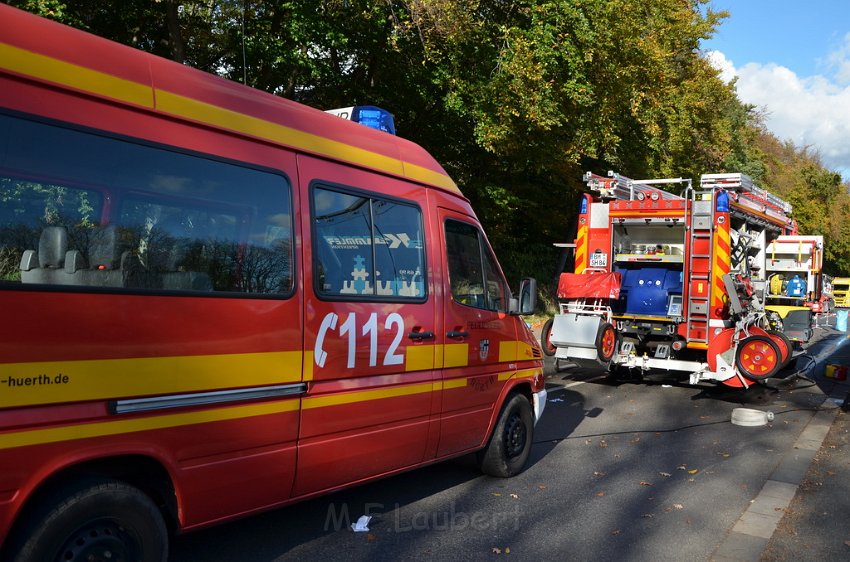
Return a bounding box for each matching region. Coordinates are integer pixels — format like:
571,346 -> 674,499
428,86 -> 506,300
480,380 -> 533,448
3,453 -> 180,553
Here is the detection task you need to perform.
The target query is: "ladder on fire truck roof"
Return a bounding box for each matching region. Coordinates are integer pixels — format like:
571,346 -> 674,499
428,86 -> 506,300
583,171 -> 691,201
700,173 -> 793,225
585,171 -> 791,210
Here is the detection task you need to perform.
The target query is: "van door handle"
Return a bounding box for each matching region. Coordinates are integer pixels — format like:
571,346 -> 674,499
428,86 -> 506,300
446,330 -> 469,339
408,331 -> 435,340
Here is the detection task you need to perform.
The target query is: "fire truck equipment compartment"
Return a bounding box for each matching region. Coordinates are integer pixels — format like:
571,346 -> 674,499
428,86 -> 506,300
618,267 -> 683,316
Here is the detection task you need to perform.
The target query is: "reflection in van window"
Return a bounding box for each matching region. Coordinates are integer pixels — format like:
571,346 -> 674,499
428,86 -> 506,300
445,219 -> 507,312
313,186 -> 425,299
0,114 -> 293,295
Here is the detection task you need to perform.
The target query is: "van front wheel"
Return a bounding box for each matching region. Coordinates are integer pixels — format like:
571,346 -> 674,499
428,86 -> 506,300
8,479 -> 168,562
478,393 -> 533,478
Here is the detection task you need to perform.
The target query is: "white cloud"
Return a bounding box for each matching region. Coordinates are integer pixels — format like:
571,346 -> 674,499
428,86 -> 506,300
706,48 -> 850,178
826,32 -> 850,85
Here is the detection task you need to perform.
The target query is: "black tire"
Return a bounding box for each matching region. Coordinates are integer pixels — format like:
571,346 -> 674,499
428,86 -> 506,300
478,393 -> 534,478
7,479 -> 168,562
766,329 -> 793,368
595,322 -> 617,363
735,335 -> 781,381
541,318 -> 556,357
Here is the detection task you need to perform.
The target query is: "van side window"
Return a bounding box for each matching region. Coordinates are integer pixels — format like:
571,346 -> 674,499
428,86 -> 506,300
445,219 -> 507,312
312,186 -> 425,300
0,114 -> 293,296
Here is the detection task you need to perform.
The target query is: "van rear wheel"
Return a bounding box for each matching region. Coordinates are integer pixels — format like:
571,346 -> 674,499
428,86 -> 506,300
8,479 -> 168,562
478,393 -> 533,478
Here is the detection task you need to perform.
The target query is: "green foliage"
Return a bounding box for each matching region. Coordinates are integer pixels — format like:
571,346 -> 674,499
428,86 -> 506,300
8,0 -> 849,280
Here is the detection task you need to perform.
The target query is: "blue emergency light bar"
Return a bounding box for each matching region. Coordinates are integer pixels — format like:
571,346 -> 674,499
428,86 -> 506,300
324,105 -> 396,135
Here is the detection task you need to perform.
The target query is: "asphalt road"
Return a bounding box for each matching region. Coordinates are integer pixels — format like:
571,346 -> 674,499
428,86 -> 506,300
170,329 -> 848,562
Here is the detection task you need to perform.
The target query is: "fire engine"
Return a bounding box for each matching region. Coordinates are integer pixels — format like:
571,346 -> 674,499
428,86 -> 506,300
763,234 -> 832,343
542,171 -> 801,388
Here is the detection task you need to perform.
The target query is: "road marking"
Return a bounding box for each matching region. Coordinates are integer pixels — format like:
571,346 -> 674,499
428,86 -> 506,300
548,374 -> 609,391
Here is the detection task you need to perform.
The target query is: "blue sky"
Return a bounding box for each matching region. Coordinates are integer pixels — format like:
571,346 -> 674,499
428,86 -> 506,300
701,0 -> 850,177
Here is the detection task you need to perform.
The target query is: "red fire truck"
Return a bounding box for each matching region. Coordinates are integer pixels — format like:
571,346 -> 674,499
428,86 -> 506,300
542,171 -> 799,388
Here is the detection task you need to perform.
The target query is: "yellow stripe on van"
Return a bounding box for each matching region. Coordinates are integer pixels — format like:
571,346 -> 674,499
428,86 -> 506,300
301,381 -> 434,410
405,345 -> 436,372
403,163 -> 459,192
441,378 -> 468,390
302,351 -> 315,381
0,352 -> 302,409
498,340 -> 536,363
156,90 -> 404,174
443,344 -> 469,368
498,341 -> 518,363
0,399 -> 299,451
0,43 -> 153,108
0,43 -> 460,194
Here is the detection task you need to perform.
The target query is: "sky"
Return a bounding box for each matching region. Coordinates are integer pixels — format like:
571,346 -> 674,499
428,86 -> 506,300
701,0 -> 850,178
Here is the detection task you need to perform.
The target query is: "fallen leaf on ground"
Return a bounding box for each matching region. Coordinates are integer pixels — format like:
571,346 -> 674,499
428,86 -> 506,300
594,471 -> 607,477
509,493 -> 519,499
505,547 -> 511,554
688,469 -> 699,474
599,440 -> 608,448
538,484 -> 547,490
659,472 -> 671,478
611,529 -> 621,536
367,533 -> 376,542
492,493 -> 502,497
596,491 -> 606,497
677,465 -> 687,470
640,481 -> 653,486
493,547 -> 502,554
641,513 -> 653,518
719,452 -> 731,458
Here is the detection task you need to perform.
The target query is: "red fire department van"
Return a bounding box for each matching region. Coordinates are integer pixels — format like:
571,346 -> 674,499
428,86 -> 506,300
0,6 -> 545,560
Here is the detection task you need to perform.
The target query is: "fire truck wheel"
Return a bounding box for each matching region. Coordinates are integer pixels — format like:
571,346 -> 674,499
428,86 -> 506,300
478,392 -> 533,478
766,329 -> 793,368
596,322 -> 617,363
735,335 -> 781,381
541,318 -> 556,357
8,479 -> 168,562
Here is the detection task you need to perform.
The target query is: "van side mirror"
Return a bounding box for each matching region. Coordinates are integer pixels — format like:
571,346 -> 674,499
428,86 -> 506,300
511,278 -> 537,315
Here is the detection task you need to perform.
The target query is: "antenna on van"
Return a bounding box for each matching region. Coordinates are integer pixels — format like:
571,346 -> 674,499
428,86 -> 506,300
240,0 -> 247,85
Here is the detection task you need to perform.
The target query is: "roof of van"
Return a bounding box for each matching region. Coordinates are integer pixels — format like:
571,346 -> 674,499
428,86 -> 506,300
0,4 -> 460,196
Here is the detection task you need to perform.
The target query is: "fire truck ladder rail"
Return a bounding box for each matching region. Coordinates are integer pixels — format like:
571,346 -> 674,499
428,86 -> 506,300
583,171 -> 691,201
